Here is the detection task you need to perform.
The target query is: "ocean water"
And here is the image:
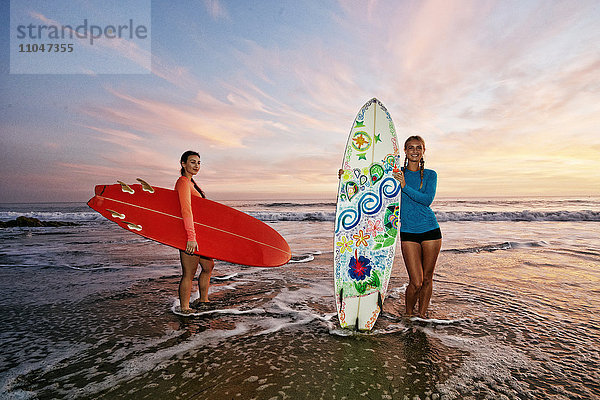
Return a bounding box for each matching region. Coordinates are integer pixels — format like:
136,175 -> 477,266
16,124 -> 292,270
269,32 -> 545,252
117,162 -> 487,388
0,197 -> 599,399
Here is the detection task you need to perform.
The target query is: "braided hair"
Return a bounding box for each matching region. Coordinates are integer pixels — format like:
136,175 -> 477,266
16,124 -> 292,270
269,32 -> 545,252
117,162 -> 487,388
403,136 -> 426,190
180,150 -> 206,198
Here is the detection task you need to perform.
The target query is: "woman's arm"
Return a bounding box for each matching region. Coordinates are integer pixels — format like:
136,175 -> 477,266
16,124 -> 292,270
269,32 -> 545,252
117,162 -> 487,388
402,170 -> 437,206
175,177 -> 198,246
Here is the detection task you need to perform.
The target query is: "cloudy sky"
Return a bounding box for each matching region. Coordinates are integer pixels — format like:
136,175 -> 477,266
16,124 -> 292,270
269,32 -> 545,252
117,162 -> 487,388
1,0 -> 599,202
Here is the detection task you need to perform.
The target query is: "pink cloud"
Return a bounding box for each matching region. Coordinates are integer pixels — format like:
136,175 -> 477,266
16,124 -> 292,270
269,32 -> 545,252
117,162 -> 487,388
203,0 -> 231,21
83,88 -> 253,148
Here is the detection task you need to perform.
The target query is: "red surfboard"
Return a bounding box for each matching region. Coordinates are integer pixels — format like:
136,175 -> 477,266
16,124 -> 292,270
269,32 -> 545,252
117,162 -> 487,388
87,179 -> 291,267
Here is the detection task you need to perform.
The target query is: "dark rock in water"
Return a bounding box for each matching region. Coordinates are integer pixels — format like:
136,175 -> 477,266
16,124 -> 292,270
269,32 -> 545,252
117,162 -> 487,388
0,216 -> 77,228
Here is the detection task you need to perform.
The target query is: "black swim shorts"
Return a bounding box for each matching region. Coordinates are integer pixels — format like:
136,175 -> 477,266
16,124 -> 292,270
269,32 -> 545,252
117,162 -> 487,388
400,228 -> 442,244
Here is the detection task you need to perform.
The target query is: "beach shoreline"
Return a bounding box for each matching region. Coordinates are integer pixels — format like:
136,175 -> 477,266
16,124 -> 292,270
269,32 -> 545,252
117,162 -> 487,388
1,199 -> 599,399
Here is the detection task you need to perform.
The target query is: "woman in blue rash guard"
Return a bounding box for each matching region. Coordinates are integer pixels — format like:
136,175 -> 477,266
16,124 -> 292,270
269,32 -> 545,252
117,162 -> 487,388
393,135 -> 442,318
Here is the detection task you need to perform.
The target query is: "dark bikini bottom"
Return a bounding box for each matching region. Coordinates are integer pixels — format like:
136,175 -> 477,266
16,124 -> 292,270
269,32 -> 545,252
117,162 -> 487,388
400,228 -> 442,244
180,250 -> 213,260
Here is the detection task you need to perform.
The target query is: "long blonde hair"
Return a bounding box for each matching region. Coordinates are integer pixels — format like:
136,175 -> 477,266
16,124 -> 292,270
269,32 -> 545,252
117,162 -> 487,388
403,136 -> 425,190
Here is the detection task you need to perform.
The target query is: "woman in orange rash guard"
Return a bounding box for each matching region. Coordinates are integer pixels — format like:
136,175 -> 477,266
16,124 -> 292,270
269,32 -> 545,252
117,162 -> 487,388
175,150 -> 214,313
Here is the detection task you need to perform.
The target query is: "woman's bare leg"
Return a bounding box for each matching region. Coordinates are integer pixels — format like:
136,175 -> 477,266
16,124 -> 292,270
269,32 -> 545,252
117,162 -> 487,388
197,257 -> 214,302
417,239 -> 442,317
401,241 -> 423,316
179,251 -> 200,310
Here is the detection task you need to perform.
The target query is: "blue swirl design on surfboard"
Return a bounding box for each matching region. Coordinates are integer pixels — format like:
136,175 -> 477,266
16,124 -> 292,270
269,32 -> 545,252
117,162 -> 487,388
355,99 -> 393,126
335,177 -> 400,232
355,99 -> 373,122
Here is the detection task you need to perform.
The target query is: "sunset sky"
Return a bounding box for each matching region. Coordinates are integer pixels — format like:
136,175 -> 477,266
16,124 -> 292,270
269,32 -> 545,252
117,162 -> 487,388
1,0 -> 599,202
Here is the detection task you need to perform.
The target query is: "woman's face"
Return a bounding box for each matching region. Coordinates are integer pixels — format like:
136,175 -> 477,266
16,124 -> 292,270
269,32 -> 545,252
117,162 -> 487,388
404,139 -> 425,162
181,155 -> 201,176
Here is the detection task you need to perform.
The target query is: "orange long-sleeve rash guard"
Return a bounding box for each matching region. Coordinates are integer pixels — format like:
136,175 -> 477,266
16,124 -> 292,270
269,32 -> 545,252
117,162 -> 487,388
175,176 -> 203,242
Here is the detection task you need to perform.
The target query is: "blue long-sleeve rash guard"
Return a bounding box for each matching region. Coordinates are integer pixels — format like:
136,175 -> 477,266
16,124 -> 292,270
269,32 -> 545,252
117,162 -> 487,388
400,168 -> 440,233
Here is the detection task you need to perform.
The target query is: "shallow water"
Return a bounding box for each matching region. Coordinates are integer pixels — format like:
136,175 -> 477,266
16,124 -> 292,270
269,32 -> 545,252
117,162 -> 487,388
1,199 -> 599,399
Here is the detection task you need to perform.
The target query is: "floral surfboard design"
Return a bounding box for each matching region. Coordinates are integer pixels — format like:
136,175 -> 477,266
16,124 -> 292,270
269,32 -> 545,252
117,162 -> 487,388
334,98 -> 400,331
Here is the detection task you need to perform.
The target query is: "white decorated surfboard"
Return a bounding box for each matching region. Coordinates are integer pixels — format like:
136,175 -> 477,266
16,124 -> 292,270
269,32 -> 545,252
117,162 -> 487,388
334,98 -> 401,331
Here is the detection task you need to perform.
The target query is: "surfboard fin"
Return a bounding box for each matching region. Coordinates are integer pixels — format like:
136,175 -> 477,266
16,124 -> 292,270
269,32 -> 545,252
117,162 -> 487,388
117,181 -> 135,194
339,288 -> 343,311
125,222 -> 142,231
136,178 -> 155,193
377,291 -> 384,312
106,209 -> 125,219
